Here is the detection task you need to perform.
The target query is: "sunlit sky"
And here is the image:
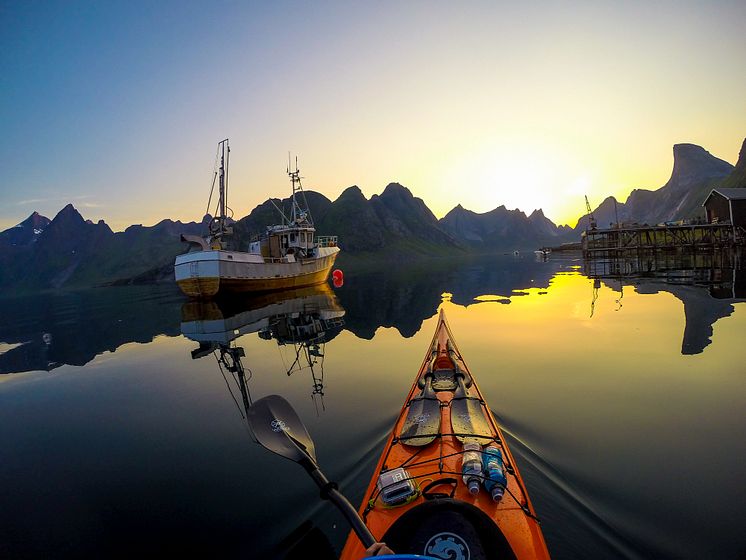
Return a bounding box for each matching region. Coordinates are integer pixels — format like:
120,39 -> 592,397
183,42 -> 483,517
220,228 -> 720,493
1,1 -> 744,231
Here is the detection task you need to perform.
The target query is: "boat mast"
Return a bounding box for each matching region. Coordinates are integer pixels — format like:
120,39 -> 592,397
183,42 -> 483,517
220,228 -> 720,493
287,154 -> 312,226
218,139 -> 229,232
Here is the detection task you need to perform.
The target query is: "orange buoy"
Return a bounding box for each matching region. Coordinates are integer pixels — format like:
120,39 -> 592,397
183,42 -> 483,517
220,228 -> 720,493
332,269 -> 344,287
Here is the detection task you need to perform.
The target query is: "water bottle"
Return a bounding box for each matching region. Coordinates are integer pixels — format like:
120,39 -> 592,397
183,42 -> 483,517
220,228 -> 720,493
483,446 -> 507,502
461,441 -> 483,495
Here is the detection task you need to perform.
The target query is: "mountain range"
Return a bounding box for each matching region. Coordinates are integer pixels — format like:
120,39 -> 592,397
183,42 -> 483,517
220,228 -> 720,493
575,138 -> 746,232
2,137 -> 744,291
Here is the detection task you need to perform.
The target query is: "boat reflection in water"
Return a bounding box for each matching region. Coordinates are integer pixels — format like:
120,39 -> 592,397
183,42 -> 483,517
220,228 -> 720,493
180,283 -> 345,412
180,283 -> 345,557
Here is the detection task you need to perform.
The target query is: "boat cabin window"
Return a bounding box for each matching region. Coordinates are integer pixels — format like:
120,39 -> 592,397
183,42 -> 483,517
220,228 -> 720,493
290,233 -> 296,242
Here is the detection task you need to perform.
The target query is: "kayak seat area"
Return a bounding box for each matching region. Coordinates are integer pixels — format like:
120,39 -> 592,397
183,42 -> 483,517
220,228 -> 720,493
431,369 -> 458,391
381,498 -> 518,560
417,369 -> 473,390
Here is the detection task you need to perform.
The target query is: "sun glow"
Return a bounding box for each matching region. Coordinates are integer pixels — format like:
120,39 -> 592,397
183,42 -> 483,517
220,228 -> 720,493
434,141 -> 585,223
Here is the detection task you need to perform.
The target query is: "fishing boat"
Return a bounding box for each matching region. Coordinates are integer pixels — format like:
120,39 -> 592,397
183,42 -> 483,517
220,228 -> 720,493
339,309 -> 550,559
175,139 -> 340,298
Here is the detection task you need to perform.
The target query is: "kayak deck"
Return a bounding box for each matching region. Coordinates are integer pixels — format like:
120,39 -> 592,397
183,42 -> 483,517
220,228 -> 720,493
340,310 -> 550,560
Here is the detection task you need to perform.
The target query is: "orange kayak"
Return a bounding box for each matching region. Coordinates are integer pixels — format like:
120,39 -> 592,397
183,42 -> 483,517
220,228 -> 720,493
340,310 -> 550,560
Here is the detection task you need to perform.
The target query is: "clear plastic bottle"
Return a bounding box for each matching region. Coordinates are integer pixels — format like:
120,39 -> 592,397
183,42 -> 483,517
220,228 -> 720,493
483,445 -> 507,502
461,441 -> 483,495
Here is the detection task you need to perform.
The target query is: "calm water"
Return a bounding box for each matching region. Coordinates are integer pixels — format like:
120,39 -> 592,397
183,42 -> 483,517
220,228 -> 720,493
1,254 -> 745,559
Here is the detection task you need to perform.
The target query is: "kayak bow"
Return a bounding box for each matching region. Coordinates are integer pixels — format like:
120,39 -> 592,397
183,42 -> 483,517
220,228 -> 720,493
340,310 -> 550,560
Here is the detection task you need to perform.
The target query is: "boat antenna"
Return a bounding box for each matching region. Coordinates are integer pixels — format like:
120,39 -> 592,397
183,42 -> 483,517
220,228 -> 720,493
286,154 -> 314,226
289,155 -> 299,223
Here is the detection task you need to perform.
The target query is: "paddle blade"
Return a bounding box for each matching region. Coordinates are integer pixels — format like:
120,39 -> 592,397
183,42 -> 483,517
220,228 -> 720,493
248,395 -> 318,467
399,378 -> 441,447
451,378 -> 493,442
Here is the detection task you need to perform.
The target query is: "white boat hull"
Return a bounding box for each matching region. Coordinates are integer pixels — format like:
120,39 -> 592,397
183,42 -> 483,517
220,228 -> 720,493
175,246 -> 340,297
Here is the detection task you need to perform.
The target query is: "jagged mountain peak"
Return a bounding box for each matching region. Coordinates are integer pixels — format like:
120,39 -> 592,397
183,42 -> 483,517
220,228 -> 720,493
375,182 -> 439,224
381,182 -> 410,195
440,201 -> 571,249
377,182 -> 418,207
444,204 -> 474,217
49,203 -> 86,227
338,185 -> 366,200
599,195 -> 620,207
666,143 -> 733,191
505,206 -> 528,218
42,204 -> 114,239
58,203 -> 80,215
0,211 -> 52,248
19,211 -> 51,229
672,142 -> 708,155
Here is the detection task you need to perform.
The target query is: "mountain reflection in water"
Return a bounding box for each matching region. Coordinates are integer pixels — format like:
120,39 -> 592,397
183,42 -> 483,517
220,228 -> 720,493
1,254 -> 745,559
1,254 -> 742,375
585,251 -> 744,354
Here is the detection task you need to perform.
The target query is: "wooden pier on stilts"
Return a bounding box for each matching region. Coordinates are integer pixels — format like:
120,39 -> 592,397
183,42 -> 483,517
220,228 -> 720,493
582,223 -> 745,259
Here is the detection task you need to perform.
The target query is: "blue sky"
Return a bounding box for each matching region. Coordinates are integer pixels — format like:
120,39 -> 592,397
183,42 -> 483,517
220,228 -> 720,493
2,0 -> 745,230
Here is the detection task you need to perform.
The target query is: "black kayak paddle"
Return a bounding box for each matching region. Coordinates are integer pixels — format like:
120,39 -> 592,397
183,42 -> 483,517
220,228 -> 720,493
450,374 -> 493,442
247,395 -> 376,549
399,374 -> 441,446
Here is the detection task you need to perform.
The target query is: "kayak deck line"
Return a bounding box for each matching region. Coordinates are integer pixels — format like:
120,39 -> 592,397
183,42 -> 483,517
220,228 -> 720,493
340,310 -> 550,559
369,399 -> 534,520
361,448 -> 538,521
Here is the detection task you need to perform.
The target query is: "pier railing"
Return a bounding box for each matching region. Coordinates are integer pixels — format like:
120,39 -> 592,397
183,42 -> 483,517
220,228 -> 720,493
582,223 -> 745,258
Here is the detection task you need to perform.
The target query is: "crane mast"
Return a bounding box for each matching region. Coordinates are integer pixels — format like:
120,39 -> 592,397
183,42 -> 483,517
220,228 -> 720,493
585,195 -> 597,230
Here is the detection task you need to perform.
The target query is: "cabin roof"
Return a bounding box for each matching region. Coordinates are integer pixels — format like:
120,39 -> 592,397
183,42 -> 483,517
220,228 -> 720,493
702,187 -> 746,207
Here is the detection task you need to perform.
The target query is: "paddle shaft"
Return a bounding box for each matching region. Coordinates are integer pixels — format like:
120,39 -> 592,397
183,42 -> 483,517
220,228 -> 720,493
309,467 -> 376,549
247,395 -> 376,550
